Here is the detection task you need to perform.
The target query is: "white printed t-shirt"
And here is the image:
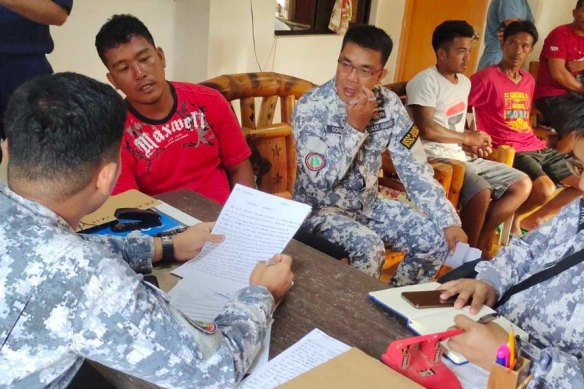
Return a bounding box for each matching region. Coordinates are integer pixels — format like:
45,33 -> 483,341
406,66 -> 471,161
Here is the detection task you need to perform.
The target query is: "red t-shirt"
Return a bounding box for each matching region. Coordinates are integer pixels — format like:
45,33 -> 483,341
113,81 -> 251,204
469,65 -> 547,152
535,24 -> 584,99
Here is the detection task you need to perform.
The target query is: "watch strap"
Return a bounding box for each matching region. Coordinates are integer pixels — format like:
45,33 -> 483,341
161,235 -> 175,264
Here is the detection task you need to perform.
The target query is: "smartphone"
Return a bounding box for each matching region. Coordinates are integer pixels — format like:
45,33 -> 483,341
401,290 -> 457,309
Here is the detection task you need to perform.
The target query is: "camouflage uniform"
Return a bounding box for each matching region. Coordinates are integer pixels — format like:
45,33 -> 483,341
293,79 -> 461,286
476,198 -> 584,389
0,184 -> 273,388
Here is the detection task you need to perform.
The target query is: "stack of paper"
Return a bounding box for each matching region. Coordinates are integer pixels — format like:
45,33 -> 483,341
168,185 -> 311,373
238,329 -> 351,388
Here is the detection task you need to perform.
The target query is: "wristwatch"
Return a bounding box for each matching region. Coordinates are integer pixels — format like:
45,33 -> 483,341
161,235 -> 175,264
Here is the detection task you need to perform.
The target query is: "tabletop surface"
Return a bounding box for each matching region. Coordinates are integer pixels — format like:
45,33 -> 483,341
156,190 -> 412,359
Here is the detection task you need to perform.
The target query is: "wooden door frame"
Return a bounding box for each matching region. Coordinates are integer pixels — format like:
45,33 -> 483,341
394,0 -> 488,82
394,0 -> 415,82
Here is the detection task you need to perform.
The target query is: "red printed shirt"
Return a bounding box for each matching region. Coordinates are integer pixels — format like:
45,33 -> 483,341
113,81 -> 251,204
535,24 -> 584,99
469,65 -> 546,152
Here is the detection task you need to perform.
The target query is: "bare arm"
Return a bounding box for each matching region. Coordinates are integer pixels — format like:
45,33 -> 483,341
549,58 -> 584,94
226,159 -> 256,189
410,105 -> 490,147
0,0 -> 69,25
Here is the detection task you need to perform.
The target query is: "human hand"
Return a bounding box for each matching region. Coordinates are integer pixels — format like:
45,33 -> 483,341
463,130 -> 492,148
447,315 -> 509,370
566,60 -> 584,74
471,144 -> 493,158
443,226 -> 468,255
438,279 -> 498,314
250,254 -> 294,304
173,222 -> 225,261
346,86 -> 376,132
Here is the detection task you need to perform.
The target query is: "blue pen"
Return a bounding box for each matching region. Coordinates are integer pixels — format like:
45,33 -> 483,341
496,344 -> 509,366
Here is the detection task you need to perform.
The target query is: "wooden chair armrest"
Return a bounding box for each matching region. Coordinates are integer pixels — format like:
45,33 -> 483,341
485,145 -> 516,166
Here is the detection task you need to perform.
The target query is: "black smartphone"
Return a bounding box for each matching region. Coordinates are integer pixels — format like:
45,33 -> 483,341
401,290 -> 457,309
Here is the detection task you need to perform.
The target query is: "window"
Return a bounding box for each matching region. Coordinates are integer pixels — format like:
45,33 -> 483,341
275,0 -> 371,35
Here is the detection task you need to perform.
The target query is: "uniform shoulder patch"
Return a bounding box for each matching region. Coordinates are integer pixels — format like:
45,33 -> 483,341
305,152 -> 326,171
400,125 -> 420,150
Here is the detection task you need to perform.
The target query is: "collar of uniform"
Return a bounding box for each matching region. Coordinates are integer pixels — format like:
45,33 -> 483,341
0,184 -> 73,231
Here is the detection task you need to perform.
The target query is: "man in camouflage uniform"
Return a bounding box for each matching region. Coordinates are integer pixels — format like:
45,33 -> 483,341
0,73 -> 294,388
439,121 -> 584,389
293,24 -> 467,286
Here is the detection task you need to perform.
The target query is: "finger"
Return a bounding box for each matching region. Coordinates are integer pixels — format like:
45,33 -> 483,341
437,281 -> 461,298
269,253 -> 283,264
205,221 -> 216,230
453,314 -> 475,330
486,291 -> 498,308
446,235 -> 456,254
207,233 -> 225,243
458,232 -> 468,244
454,289 -> 472,309
279,254 -> 293,267
469,288 -> 488,315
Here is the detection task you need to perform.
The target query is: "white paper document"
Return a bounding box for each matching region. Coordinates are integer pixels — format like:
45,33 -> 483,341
168,278 -> 231,322
444,358 -> 489,389
239,328 -> 351,389
172,184 -> 311,289
444,242 -> 482,269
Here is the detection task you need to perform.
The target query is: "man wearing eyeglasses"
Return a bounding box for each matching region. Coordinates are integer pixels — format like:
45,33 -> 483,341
292,24 -> 466,286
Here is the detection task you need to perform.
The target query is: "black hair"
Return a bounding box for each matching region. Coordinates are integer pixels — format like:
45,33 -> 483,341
4,72 -> 126,197
95,14 -> 156,65
432,20 -> 475,52
577,0 -> 584,9
503,20 -> 539,45
341,24 -> 393,66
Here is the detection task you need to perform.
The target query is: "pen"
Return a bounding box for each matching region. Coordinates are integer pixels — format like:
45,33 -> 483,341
477,312 -> 500,324
514,335 -> 522,370
348,96 -> 377,106
496,344 -> 509,366
509,327 -> 516,369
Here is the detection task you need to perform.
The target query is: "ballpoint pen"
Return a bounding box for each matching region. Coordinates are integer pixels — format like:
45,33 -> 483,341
477,312 -> 500,324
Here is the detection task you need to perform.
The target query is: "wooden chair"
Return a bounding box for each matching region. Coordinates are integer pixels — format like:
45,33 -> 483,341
528,61 -> 559,147
201,72 -> 315,198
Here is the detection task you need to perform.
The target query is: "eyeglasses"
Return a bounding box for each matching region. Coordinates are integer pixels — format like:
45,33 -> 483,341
337,59 -> 382,79
566,156 -> 584,177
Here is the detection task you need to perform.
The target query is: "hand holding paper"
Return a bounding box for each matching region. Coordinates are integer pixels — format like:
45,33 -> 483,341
250,254 -> 294,304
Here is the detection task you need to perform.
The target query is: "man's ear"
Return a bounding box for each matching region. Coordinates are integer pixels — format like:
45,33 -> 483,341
379,68 -> 389,83
157,46 -> 166,68
1,139 -> 8,161
95,161 -> 119,196
106,72 -> 118,89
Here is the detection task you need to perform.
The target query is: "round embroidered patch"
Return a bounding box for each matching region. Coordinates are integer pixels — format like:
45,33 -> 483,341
305,153 -> 326,171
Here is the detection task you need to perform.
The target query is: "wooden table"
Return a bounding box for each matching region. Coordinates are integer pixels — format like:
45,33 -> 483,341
156,190 -> 412,359
87,190 -> 413,388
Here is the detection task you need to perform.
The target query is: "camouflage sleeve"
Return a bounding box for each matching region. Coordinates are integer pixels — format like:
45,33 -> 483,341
475,202 -> 577,298
520,342 -> 584,389
387,103 -> 461,230
292,98 -> 368,189
79,232 -> 153,273
72,252 -> 273,388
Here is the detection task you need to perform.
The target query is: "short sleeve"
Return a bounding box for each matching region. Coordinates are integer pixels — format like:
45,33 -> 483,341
406,71 -> 438,108
208,92 -> 252,168
541,27 -> 568,60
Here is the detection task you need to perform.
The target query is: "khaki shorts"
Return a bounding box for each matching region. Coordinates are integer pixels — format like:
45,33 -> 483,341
431,158 -> 527,208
